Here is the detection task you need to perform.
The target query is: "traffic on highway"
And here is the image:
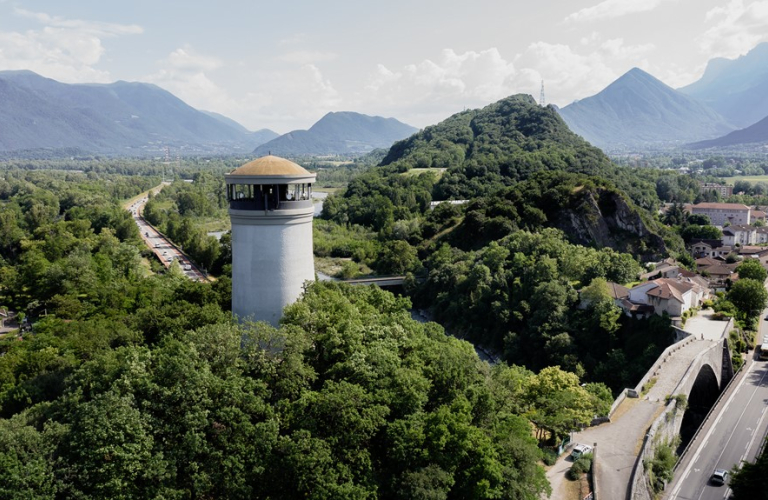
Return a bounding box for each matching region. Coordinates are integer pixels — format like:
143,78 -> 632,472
127,196 -> 207,282
666,307 -> 768,500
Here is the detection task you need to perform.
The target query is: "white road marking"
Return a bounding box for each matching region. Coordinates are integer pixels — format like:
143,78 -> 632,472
668,361 -> 760,499
742,392 -> 768,463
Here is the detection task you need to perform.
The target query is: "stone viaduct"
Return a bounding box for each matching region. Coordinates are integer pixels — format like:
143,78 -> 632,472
628,335 -> 734,500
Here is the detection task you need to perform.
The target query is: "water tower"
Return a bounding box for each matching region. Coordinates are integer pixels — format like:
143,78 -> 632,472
225,155 -> 316,325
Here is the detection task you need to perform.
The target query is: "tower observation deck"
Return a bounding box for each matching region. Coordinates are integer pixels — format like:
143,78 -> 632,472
225,155 -> 316,325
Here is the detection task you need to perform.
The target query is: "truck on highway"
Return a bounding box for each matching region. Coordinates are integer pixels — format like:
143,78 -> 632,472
759,335 -> 768,360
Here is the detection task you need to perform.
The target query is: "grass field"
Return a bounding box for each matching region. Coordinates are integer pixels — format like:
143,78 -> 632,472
722,175 -> 768,183
400,168 -> 447,177
314,187 -> 343,194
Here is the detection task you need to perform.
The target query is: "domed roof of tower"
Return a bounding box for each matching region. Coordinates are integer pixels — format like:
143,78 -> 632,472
230,155 -> 311,177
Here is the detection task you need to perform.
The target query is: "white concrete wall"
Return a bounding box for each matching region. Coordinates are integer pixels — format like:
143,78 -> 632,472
230,210 -> 314,326
629,282 -> 656,304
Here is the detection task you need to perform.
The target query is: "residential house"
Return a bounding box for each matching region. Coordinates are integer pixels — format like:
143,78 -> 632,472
640,258 -> 681,280
755,227 -> 768,244
695,257 -> 722,271
625,276 -> 709,319
722,225 -> 757,246
690,239 -> 732,259
737,246 -> 768,267
699,263 -> 739,291
690,202 -> 751,226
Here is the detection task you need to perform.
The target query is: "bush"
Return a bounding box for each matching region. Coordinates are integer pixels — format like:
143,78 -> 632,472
733,352 -> 744,371
568,456 -> 593,480
542,448 -> 558,466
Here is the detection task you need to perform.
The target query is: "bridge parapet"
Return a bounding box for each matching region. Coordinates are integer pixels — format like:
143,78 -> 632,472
629,337 -> 731,500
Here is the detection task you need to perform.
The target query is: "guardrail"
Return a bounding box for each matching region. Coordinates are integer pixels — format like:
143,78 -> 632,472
671,345 -> 744,476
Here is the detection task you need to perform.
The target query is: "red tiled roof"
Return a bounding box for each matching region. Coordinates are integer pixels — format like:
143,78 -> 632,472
738,246 -> 768,255
692,203 -> 751,210
606,282 -> 629,300
702,264 -> 736,276
645,278 -> 694,304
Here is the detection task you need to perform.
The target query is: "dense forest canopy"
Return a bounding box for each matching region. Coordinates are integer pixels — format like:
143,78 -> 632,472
318,94 -> 682,390
0,165 -> 618,499
377,94 -> 660,209
3,90 -> 749,497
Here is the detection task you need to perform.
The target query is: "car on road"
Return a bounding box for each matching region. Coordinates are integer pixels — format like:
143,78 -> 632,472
710,468 -> 728,486
570,444 -> 593,460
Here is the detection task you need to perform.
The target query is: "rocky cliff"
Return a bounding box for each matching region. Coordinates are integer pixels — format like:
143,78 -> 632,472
555,188 -> 666,260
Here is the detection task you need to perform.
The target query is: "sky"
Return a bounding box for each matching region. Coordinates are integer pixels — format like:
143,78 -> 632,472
0,0 -> 767,134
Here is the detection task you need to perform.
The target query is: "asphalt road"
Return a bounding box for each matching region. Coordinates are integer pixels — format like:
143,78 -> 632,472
666,352 -> 768,499
127,196 -> 206,282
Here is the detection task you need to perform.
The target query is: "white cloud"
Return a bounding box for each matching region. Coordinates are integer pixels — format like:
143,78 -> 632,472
599,38 -> 655,58
564,0 -> 675,23
146,46 -> 233,115
238,64 -> 342,132
277,33 -> 306,47
165,46 -> 221,72
14,8 -> 142,36
147,46 -> 342,133
359,40 -> 659,127
278,50 -> 338,65
699,0 -> 768,57
0,9 -> 141,83
361,48 -> 516,125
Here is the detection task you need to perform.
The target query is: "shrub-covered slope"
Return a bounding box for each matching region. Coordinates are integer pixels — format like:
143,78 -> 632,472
324,94 -> 671,256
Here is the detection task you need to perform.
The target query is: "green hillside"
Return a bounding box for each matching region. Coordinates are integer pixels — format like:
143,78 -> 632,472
320,93 -> 682,387
379,94 -> 616,199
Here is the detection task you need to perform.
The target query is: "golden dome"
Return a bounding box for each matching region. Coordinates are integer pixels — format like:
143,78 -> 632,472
230,155 -> 311,177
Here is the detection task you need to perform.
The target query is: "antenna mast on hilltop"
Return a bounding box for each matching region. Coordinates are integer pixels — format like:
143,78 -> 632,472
539,80 -> 546,107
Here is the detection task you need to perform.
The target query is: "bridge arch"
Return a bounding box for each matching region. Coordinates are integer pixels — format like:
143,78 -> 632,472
679,362 -> 720,451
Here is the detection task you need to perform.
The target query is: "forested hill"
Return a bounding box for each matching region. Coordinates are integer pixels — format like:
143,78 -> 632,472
379,94 -> 618,200
324,93 -> 669,249
320,94 -> 681,388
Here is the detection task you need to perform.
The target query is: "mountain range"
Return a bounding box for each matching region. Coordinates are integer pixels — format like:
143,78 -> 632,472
689,114 -> 768,149
0,70 -> 278,155
253,112 -> 418,156
679,42 -> 768,129
557,68 -> 735,151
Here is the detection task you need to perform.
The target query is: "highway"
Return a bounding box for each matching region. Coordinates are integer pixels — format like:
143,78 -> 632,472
126,195 -> 207,282
666,315 -> 768,499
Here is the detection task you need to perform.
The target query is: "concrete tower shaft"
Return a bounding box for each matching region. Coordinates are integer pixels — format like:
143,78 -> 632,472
226,155 -> 316,325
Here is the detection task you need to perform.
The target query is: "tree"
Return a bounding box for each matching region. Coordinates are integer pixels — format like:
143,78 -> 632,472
686,214 -> 711,226
524,366 -> 599,442
736,259 -> 767,282
728,278 -> 768,318
377,240 -> 420,275
730,442 -> 768,498
60,390 -> 167,499
680,224 -> 722,243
